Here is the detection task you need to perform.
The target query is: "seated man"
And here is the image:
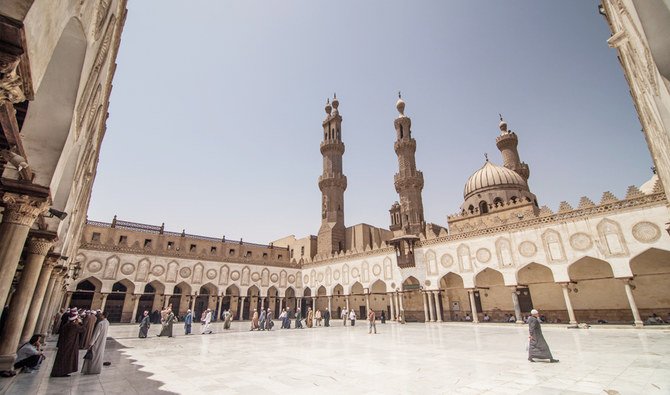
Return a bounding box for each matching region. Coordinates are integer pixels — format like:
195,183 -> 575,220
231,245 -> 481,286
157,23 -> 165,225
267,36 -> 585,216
464,313 -> 471,321
14,335 -> 45,372
508,315 -> 516,323
483,313 -> 490,322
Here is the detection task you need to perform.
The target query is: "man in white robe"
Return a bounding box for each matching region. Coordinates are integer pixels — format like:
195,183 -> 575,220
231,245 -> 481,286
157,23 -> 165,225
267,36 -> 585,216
201,309 -> 213,334
82,311 -> 110,375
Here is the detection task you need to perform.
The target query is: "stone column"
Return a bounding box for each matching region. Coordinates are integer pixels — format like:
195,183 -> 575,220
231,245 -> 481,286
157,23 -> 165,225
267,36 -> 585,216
422,291 -> 430,322
433,291 -> 443,322
345,295 -> 350,311
389,292 -> 396,321
130,295 -> 141,324
190,294 -> 197,312
312,296 -> 317,311
238,296 -> 245,319
398,291 -> 404,311
63,291 -> 73,310
216,296 -> 222,320
35,272 -> 59,334
510,287 -> 523,324
0,194 -> 49,319
428,291 -> 436,322
100,293 -> 109,311
163,295 -> 171,309
559,283 -> 577,326
0,236 -> 54,370
20,255 -> 57,343
364,292 -> 370,313
623,279 -> 643,327
468,290 -> 479,323
327,296 -> 332,314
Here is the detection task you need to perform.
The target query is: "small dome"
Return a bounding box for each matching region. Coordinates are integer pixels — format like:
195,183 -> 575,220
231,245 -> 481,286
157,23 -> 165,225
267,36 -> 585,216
639,173 -> 659,194
325,98 -> 332,115
332,93 -> 339,109
396,98 -> 405,116
464,161 -> 528,199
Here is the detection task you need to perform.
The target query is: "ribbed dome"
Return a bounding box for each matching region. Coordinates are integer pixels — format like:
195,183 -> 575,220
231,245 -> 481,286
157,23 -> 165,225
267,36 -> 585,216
464,161 -> 527,198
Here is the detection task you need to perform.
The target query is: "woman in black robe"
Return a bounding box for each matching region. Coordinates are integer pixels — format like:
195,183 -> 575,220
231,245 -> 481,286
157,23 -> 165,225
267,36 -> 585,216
138,310 -> 151,338
528,309 -> 559,363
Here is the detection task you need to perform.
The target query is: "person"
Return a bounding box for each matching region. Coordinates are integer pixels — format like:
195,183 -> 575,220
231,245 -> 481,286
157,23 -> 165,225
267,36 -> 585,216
157,309 -> 176,337
508,314 -> 516,323
201,309 -> 213,334
51,310 -> 85,377
139,311 -> 151,338
279,309 -> 287,329
398,310 -> 406,324
295,308 -> 303,329
200,310 -> 207,327
306,307 -> 313,328
284,308 -> 292,329
653,313 -> 665,324
52,309 -> 64,335
184,309 -> 193,335
349,309 -> 356,326
265,309 -> 274,330
323,308 -> 331,327
380,310 -> 386,324
528,309 -> 558,363
223,309 -> 233,329
58,307 -> 72,334
368,310 -> 377,334
483,313 -> 490,322
259,308 -> 267,331
315,309 -> 322,326
14,335 -> 45,372
82,311 -> 110,375
79,311 -> 95,349
341,308 -> 348,326
464,313 -> 471,321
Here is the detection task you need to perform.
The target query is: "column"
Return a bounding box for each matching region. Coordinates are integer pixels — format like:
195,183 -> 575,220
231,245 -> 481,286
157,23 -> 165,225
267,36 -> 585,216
345,295 -> 350,311
0,194 -> 49,319
130,295 -> 141,324
397,291 -> 404,311
100,293 -> 109,311
364,292 -> 370,313
559,283 -> 577,326
433,291 -> 443,322
388,292 -> 396,321
511,287 -> 523,324
35,270 -> 59,335
623,279 -> 643,327
216,296 -> 222,320
428,291 -> 436,322
260,297 -> 265,310
327,296 -> 332,314
20,255 -> 57,343
422,291 -> 430,322
238,296 -> 245,319
163,295 -> 171,309
64,291 -> 73,310
0,236 -> 54,370
468,289 -> 479,323
312,296 -> 316,311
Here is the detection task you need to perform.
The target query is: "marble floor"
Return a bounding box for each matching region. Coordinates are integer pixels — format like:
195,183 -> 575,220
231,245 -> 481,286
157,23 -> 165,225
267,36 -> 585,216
2,321 -> 670,395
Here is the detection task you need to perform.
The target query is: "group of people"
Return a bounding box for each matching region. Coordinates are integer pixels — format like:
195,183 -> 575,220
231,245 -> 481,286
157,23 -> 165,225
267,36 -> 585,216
645,313 -> 669,325
138,304 -> 235,338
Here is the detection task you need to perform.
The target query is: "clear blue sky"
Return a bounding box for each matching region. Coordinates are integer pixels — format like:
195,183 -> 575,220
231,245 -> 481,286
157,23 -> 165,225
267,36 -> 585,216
88,0 -> 653,243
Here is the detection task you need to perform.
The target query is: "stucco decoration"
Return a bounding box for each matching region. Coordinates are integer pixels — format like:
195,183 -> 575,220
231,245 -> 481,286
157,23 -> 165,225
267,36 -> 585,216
476,248 -> 491,264
542,229 -> 566,263
597,218 -> 629,257
325,267 -> 332,285
440,254 -> 454,268
317,272 -> 324,282
425,250 -> 438,275
166,261 -> 179,283
518,241 -> 537,258
457,244 -> 473,273
135,258 -> 150,282
230,270 -> 240,281
87,260 -> 102,273
251,272 -> 260,282
151,265 -> 165,277
93,0 -> 112,40
296,273 -> 303,288
333,269 -> 341,281
287,274 -> 295,284
424,280 -> 431,287
261,269 -> 270,287
121,263 -> 135,275
372,264 -> 382,276
343,265 -> 350,285
351,267 -> 360,278
219,265 -> 229,285
383,258 -> 393,280
632,221 -> 661,243
192,263 -> 204,284
303,275 -> 309,285
280,270 -> 288,287
180,267 -> 192,278
310,269 -> 316,287
270,273 -> 279,283
495,238 -> 515,268
241,267 -> 250,286
103,256 -> 120,279
361,261 -> 370,282
569,233 -> 593,251
206,269 -> 217,280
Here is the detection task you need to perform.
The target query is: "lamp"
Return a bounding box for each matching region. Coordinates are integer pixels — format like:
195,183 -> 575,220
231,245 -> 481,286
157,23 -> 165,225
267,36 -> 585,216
46,208 -> 68,220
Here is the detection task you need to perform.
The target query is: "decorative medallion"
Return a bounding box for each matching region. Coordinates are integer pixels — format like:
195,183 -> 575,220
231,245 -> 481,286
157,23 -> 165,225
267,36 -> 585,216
569,233 -> 593,251
440,254 -> 454,268
518,241 -> 537,258
351,268 -> 360,278
288,274 -> 295,284
632,221 -> 661,243
151,265 -> 165,276
230,270 -> 240,281
87,261 -> 102,273
121,263 -> 135,275
391,282 -> 396,289
317,273 -> 324,282
178,267 -> 191,278
303,275 -> 309,284
206,269 -> 217,280
270,273 -> 279,283
333,270 -> 340,280
424,280 -> 431,287
372,264 -> 382,276
476,248 -> 491,263
251,272 -> 261,282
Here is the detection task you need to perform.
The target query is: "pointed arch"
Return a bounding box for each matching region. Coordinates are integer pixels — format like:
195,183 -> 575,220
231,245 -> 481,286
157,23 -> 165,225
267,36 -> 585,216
310,269 -> 316,287
225,284 -> 239,296
361,261 -> 370,282
383,257 -> 393,279
597,218 -> 629,257
325,267 -> 332,286
474,267 -> 504,287
267,286 -> 279,297
173,281 -> 192,295
350,281 -> 364,295
457,244 -> 473,273
246,285 -> 260,296
542,229 -> 566,263
370,279 -> 387,294
75,276 -> 102,292
279,270 -> 287,288
317,286 -> 327,296
219,265 -> 230,285
342,264 -> 350,285
241,266 -> 251,286
332,284 -> 344,296
424,250 -> 438,275
495,237 -> 515,268
516,262 -> 554,284
284,286 -> 296,298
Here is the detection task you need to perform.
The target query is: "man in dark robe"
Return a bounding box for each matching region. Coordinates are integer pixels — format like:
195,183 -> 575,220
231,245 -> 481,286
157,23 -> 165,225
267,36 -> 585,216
295,308 -> 303,329
528,309 -> 559,363
139,311 -> 151,338
79,311 -> 96,349
157,309 -> 176,337
51,311 -> 85,377
323,308 -> 330,327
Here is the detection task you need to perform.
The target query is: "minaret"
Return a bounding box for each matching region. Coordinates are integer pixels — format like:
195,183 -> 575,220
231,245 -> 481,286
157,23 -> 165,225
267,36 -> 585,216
392,94 -> 425,236
317,94 -> 347,255
495,115 -> 530,181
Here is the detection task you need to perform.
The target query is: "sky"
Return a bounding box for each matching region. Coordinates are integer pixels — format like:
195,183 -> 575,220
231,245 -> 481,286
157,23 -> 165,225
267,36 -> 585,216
88,0 -> 653,244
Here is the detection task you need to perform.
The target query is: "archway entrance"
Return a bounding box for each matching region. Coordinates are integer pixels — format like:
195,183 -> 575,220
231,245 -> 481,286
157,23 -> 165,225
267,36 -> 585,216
440,273 -> 467,321
224,285 -> 239,319
302,287 -> 312,312
630,248 -> 670,323
474,268 -> 512,322
569,257 -> 629,323
401,276 -> 422,322
332,284 -> 344,318
517,263 -> 564,323
71,279 -> 97,310
370,280 -> 389,319
107,280 -> 134,323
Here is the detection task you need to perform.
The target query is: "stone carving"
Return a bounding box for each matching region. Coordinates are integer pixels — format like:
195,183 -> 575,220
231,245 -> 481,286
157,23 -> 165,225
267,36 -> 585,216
333,269 -> 341,281
296,273 -> 303,288
476,248 -> 491,264
280,270 -> 287,287
424,280 -> 431,287
1,194 -> 50,226
457,244 -> 473,273
383,257 -> 393,280
361,261 -> 370,282
206,269 -> 217,280
569,233 -> 593,251
632,221 -> 661,243
597,218 -> 629,257
261,269 -> 270,286
440,254 -> 454,268
495,238 -> 515,268
136,259 -> 150,281
94,0 -> 112,40
166,261 -> 179,282
518,241 -> 537,258
372,264 -> 382,276
219,265 -> 229,285
26,237 -> 54,256
542,229 -> 566,263
303,275 -> 309,285
425,250 -> 438,275
325,267 -> 332,285
121,263 -> 135,275
251,272 -> 260,282
343,265 -> 350,285
151,265 -> 165,277
230,270 -> 240,281
241,266 -> 250,286
179,267 -> 192,278
87,261 -> 102,273
0,54 -> 25,103
192,263 -> 204,284
103,256 -> 119,279
287,274 -> 295,284
270,273 -> 279,283
351,267 -> 360,278
317,272 -> 324,282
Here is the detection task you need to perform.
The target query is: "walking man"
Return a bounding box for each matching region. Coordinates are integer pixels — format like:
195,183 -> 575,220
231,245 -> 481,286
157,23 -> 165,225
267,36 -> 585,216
368,309 -> 377,334
528,309 -> 559,363
184,309 -> 193,335
323,308 -> 331,327
82,311 -> 110,375
341,308 -> 348,326
201,309 -> 213,334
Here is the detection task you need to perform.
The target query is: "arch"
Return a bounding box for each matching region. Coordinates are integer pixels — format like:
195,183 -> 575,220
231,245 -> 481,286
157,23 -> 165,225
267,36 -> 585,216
284,286 -> 296,298
597,218 -> 629,257
350,281 -> 364,295
517,262 -> 555,284
361,261 -> 370,282
200,282 -> 218,295
75,276 -> 102,292
370,280 -> 387,294
629,248 -> 670,319
402,276 -> 419,286
103,255 -> 119,279
192,263 -> 204,284
317,286 -> 327,296
342,264 -> 350,285
439,272 -> 468,321
425,250 -> 438,275
112,278 -> 135,294
474,268 -> 504,287
383,257 -> 393,279
473,268 -> 513,321
516,263 -> 562,320
568,256 -> 614,280
108,279 -> 135,323
246,285 -> 260,296
542,229 -> 566,263
225,284 -> 240,296
478,200 -> 489,214
261,268 -> 270,287
493,197 -> 504,207
241,266 -> 251,286
267,286 -> 279,297
145,280 -> 165,295
495,237 -> 515,269
325,267 -> 332,286
303,287 -> 312,297
136,258 -> 151,282
457,244 -> 473,273
279,270 -> 287,288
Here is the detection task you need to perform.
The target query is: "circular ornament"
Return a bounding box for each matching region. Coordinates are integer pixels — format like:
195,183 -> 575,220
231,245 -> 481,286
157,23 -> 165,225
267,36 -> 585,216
440,254 -> 454,268
121,263 -> 135,275
251,272 -> 260,282
288,274 -> 295,284
303,275 -> 309,284
179,267 -> 191,278
518,241 -> 537,258
391,282 -> 396,289
569,233 -> 593,251
372,264 -> 382,276
333,270 -> 340,280
87,261 -> 102,273
317,273 -> 324,282
206,269 -> 217,280
476,248 -> 491,263
424,280 -> 431,287
351,268 -> 360,278
270,273 -> 279,283
151,265 -> 165,276
230,271 -> 240,281
632,221 -> 661,243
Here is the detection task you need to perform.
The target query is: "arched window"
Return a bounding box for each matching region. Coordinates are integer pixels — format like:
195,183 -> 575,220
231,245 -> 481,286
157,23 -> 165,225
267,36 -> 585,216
479,201 -> 489,214
468,205 -> 474,214
493,198 -> 503,207
510,196 -> 518,203
399,125 -> 404,138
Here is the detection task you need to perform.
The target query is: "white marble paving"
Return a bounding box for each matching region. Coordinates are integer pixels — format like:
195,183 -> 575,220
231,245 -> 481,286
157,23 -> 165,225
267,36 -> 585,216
4,321 -> 670,394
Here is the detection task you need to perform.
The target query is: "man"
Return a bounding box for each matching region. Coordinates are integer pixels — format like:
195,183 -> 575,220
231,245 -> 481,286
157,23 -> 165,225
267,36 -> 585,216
368,310 -> 377,334
157,308 -> 176,337
380,310 -> 386,324
82,311 -> 110,375
259,308 -> 267,331
14,335 -> 45,372
80,311 -> 97,349
201,309 -> 213,334
51,310 -> 85,377
223,309 -> 233,330
341,308 -> 348,326
284,307 -> 292,329
315,309 -> 322,326
139,310 -> 151,338
184,309 -> 193,335
323,308 -> 330,327
265,308 -> 273,330
295,308 -> 303,329
306,307 -> 313,328
528,309 -> 558,363
52,309 -> 65,335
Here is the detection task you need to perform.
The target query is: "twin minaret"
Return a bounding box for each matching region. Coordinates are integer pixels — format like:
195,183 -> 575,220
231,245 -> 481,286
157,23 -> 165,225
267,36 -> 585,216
496,116 -> 530,181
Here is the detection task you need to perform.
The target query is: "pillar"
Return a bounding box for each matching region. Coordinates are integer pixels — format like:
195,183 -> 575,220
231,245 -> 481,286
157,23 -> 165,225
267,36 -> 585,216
100,293 -> 109,312
397,291 -> 404,311
260,297 -> 265,310
190,294 -> 196,312
422,291 -> 430,322
216,296 -> 222,320
510,287 -> 523,324
433,291 -> 443,322
428,291 -> 436,322
559,283 -> 577,326
312,296 -> 316,311
364,292 -> 370,313
345,295 -> 350,311
238,296 -> 245,319
468,290 -> 479,323
327,295 -> 332,314
163,295 -> 171,309
389,292 -> 396,321
0,194 -> 49,320
623,279 -> 643,327
63,291 -> 73,310
35,270 -> 59,334
130,295 -> 141,324
20,255 -> 57,343
0,236 -> 54,371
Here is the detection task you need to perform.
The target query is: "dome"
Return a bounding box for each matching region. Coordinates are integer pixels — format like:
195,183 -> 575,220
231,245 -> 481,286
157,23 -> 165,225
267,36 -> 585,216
639,173 -> 659,194
464,160 -> 528,198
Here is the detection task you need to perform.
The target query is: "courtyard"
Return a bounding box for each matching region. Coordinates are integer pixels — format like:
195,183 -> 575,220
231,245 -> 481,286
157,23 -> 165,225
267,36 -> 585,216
2,322 -> 669,395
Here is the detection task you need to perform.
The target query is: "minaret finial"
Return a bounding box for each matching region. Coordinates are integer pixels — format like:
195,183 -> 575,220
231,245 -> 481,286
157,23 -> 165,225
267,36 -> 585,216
398,91 -> 402,99
499,113 -> 503,121
333,92 -> 337,99
485,153 -> 488,161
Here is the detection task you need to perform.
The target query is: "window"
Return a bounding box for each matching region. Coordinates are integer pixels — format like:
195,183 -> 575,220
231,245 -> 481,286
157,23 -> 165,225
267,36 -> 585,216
493,198 -> 503,207
144,239 -> 152,248
190,244 -> 197,252
210,246 -> 217,254
479,201 -> 489,214
118,235 -> 127,244
510,196 -> 518,203
245,251 -> 252,258
300,246 -> 305,256
263,252 -> 268,259
229,249 -> 235,256
468,205 -> 474,214
91,232 -> 101,242
290,249 -> 294,258
167,241 -> 174,250
277,254 -> 283,259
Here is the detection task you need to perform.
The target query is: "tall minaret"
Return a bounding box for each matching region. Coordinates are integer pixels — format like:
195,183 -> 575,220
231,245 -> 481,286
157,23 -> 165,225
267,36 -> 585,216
495,115 -> 530,181
317,94 -> 347,255
392,94 -> 425,236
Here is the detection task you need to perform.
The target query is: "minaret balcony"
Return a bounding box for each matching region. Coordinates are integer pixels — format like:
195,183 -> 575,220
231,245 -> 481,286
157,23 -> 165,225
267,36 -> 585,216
393,138 -> 416,153
318,173 -> 348,190
320,140 -> 345,155
495,132 -> 518,148
394,171 -> 424,190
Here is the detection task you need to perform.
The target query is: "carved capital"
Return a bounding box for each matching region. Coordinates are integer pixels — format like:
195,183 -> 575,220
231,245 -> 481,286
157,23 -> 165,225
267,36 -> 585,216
43,255 -> 60,268
1,193 -> 50,226
0,53 -> 26,104
26,236 -> 54,256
